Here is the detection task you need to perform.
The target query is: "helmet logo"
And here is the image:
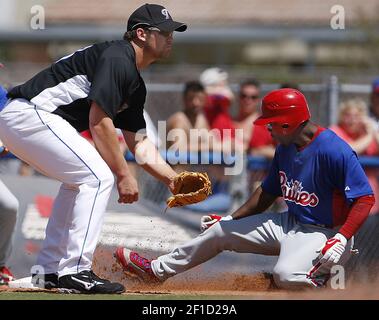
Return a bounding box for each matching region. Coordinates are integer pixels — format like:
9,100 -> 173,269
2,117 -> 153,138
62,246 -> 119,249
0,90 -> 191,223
266,102 -> 280,108
161,9 -> 170,20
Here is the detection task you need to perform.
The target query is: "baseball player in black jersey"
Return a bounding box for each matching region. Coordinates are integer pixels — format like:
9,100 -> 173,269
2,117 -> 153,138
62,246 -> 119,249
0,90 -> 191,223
0,3 -> 186,294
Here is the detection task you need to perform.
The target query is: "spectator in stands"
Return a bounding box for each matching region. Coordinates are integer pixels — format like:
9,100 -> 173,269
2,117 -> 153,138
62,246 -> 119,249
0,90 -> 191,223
166,81 -> 229,210
199,67 -> 236,142
166,81 -> 210,152
330,98 -> 379,214
167,75 -> 234,212
249,126 -> 276,160
330,99 -> 378,156
234,79 -> 276,159
234,79 -> 260,151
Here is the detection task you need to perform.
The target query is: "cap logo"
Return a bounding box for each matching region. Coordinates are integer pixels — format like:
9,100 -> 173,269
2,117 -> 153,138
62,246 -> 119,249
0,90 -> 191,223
161,9 -> 170,20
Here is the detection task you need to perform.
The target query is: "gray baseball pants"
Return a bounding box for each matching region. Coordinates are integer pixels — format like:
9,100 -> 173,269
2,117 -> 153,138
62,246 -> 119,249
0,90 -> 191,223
151,211 -> 352,289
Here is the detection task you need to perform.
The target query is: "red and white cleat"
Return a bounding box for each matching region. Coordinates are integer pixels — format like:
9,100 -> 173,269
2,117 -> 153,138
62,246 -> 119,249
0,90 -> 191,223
0,266 -> 15,285
114,247 -> 160,284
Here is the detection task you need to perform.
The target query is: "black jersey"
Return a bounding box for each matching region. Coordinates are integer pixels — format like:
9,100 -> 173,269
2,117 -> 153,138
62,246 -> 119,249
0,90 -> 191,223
7,40 -> 146,133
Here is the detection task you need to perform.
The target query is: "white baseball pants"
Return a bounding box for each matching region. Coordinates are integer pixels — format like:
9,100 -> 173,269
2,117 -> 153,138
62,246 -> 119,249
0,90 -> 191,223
0,179 -> 19,267
0,98 -> 114,277
151,211 -> 352,289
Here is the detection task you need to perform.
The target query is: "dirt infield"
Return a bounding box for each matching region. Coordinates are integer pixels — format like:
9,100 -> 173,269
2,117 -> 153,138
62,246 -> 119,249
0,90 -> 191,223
91,247 -> 379,299
92,246 -> 276,295
1,246 -> 378,299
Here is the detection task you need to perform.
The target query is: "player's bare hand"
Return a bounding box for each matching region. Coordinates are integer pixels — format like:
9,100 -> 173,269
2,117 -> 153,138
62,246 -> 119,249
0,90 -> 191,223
116,174 -> 139,204
362,117 -> 376,135
167,177 -> 175,194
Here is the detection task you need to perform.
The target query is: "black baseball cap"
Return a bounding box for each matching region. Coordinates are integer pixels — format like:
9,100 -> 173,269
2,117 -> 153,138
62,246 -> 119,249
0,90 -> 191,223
127,3 -> 187,32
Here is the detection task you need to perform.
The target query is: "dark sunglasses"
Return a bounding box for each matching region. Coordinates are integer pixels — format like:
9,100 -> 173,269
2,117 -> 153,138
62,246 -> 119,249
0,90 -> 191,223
240,93 -> 259,100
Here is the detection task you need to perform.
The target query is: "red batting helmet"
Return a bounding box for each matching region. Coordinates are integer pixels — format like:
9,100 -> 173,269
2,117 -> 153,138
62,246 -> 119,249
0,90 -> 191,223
254,88 -> 311,135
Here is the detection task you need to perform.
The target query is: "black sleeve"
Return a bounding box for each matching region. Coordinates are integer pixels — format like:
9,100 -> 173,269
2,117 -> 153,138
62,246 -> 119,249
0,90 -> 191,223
113,106 -> 146,132
88,57 -> 132,119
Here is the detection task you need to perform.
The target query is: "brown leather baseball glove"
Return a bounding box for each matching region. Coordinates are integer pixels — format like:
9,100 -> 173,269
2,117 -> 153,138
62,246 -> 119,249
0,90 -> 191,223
166,171 -> 212,208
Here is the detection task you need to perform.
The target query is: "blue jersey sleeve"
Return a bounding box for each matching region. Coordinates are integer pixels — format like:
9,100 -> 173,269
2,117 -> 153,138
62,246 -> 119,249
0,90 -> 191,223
327,145 -> 373,200
261,150 -> 282,196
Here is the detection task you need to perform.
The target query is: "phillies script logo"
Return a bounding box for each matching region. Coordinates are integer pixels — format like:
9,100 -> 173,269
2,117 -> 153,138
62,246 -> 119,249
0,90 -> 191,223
279,171 -> 319,207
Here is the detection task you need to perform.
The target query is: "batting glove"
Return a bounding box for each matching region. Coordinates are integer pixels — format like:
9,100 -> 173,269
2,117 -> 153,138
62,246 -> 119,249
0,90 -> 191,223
317,233 -> 347,265
200,214 -> 233,232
